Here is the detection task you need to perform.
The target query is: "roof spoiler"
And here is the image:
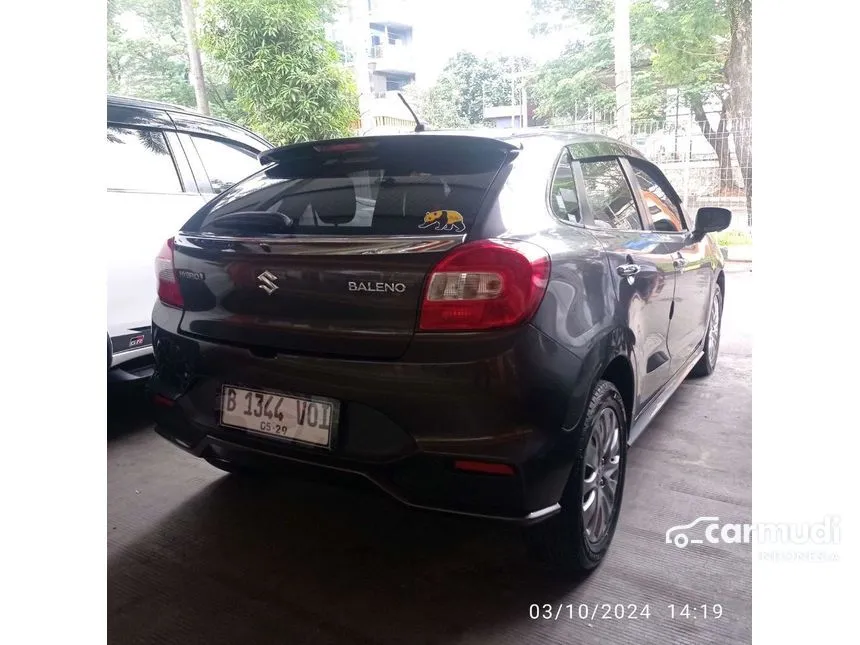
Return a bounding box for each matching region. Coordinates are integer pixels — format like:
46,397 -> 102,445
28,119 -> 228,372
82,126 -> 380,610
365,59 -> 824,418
257,135 -> 519,166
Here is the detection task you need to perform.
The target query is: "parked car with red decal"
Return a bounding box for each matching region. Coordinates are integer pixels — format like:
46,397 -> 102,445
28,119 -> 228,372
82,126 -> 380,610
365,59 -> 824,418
106,95 -> 271,380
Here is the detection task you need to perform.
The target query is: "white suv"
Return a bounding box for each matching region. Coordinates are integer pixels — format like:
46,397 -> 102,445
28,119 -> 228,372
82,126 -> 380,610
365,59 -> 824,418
107,95 -> 271,380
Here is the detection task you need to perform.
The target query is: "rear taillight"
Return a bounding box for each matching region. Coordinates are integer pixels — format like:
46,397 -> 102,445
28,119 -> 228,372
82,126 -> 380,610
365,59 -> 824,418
155,237 -> 183,308
418,239 -> 550,332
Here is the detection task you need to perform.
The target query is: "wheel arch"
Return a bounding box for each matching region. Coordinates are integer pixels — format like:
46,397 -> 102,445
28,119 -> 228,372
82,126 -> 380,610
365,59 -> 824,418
599,354 -> 635,427
562,328 -> 637,434
716,269 -> 725,301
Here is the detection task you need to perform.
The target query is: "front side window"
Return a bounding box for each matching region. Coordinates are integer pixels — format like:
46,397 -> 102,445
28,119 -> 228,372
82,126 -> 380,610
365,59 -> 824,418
190,135 -> 260,194
106,126 -> 181,193
580,159 -> 642,231
629,163 -> 686,232
548,153 -> 581,223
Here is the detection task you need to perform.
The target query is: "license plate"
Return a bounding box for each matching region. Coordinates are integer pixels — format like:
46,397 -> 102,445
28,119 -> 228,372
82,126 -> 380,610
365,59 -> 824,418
219,386 -> 337,448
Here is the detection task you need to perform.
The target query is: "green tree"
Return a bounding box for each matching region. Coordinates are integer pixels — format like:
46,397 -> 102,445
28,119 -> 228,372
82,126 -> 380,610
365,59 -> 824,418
179,0 -> 211,114
531,1 -> 665,124
199,0 -> 358,145
107,0 -> 197,107
641,0 -> 733,189
107,0 -> 238,118
726,0 -> 752,223
531,0 -> 744,193
407,52 -> 533,128
402,79 -> 470,130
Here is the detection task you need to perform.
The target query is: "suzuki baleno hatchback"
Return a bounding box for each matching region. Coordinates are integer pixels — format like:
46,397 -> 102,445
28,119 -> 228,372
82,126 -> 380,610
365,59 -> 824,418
149,131 -> 731,573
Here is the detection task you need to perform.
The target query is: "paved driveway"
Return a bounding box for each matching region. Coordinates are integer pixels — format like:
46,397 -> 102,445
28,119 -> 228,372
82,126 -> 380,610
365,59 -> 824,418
108,268 -> 752,645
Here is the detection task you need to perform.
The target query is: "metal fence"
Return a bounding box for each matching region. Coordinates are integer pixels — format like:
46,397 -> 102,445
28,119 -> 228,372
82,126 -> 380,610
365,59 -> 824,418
551,112 -> 753,230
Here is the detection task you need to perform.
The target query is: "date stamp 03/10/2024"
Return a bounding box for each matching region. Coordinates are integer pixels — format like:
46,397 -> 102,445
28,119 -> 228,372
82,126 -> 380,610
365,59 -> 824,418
529,603 -> 725,622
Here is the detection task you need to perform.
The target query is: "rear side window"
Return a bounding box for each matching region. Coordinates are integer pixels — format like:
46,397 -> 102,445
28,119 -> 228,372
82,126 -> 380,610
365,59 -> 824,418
106,126 -> 181,193
189,135 -> 260,194
548,153 -> 581,223
629,163 -> 686,232
191,139 -> 511,236
580,159 -> 642,231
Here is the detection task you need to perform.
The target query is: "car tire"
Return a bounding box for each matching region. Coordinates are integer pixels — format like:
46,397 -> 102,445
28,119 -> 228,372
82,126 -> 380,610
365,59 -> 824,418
690,283 -> 723,378
525,379 -> 628,576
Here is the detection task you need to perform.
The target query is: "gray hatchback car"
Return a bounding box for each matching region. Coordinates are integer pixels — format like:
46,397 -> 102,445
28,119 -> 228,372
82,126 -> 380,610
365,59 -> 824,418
149,130 -> 731,574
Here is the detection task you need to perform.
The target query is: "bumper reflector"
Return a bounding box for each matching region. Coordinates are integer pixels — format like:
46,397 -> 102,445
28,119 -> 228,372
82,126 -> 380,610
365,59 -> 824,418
152,394 -> 175,408
454,460 -> 515,476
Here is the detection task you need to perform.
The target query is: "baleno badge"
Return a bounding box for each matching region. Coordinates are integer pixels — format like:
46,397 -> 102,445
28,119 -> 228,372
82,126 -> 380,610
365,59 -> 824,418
348,281 -> 406,294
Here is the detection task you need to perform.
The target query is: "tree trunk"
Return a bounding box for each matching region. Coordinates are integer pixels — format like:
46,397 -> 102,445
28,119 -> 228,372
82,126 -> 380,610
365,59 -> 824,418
179,0 -> 210,115
613,0 -> 632,143
689,95 -> 735,194
726,0 -> 752,226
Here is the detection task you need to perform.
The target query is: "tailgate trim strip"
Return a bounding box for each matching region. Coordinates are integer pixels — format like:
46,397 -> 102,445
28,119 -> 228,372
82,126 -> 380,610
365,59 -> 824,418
176,233 -> 466,256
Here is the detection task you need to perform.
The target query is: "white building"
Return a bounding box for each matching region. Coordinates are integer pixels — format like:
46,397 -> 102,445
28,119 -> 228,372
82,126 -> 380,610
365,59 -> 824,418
329,0 -> 418,133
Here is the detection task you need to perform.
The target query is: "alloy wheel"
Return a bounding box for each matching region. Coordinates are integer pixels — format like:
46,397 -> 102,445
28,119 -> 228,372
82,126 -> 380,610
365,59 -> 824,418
582,407 -> 622,543
708,290 -> 722,369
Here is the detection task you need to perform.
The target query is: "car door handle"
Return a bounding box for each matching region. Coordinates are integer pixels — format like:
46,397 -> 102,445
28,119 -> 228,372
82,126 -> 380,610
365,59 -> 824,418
617,263 -> 641,278
673,257 -> 688,269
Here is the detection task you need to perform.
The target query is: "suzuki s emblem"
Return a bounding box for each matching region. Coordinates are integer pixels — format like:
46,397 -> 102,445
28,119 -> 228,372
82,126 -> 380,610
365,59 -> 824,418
257,270 -> 279,295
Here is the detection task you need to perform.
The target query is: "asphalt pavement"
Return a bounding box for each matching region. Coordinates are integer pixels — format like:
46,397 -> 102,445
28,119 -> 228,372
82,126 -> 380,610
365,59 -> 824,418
108,270 -> 752,645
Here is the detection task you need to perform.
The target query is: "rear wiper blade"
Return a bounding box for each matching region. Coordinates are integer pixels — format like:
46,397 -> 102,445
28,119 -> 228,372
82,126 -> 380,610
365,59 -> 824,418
200,211 -> 296,234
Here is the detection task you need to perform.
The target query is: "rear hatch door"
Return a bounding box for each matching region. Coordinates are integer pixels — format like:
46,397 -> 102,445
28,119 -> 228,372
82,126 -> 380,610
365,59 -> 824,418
173,136 -> 515,359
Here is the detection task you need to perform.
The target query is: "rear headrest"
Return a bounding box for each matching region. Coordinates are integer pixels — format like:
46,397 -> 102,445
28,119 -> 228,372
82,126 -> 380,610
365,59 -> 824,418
274,193 -> 312,221
307,179 -> 357,225
373,177 -> 448,218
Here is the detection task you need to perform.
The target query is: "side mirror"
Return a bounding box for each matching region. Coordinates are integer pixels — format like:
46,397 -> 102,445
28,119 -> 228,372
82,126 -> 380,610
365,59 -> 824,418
695,207 -> 732,233
689,207 -> 731,242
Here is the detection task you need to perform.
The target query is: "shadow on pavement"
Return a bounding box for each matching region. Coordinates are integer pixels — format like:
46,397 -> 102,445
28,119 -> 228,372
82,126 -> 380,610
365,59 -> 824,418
107,380 -> 153,440
108,471 -> 576,644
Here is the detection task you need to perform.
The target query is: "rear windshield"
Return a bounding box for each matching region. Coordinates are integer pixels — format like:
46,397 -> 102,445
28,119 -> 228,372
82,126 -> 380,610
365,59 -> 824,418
186,138 -> 511,236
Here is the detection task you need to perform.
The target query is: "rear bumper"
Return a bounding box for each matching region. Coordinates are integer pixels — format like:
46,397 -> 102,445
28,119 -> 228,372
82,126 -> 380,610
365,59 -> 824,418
149,321 -> 587,522
154,416 -> 560,523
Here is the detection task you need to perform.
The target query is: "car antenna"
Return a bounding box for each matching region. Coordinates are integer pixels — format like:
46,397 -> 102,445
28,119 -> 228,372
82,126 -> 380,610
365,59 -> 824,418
397,92 -> 427,132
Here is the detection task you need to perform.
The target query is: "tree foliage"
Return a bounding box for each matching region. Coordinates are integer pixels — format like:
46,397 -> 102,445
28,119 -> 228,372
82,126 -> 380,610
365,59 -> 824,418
725,0 -> 752,221
531,0 -> 750,196
442,52 -> 531,125
407,52 -> 533,129
530,0 -> 730,123
640,0 -> 730,109
199,0 -> 358,145
107,0 -> 196,107
107,0 -> 239,119
402,79 -> 470,130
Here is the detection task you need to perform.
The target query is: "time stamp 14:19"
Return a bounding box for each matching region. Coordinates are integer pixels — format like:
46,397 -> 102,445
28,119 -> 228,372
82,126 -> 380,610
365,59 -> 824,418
529,603 -> 725,621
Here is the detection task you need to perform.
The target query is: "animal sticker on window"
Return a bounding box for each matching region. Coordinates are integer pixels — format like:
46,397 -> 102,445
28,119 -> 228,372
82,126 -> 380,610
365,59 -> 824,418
419,210 -> 466,232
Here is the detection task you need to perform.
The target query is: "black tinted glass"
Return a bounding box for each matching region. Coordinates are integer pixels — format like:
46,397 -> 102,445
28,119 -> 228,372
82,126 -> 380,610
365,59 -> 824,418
549,154 -> 581,223
190,139 -> 510,236
630,165 -> 686,232
580,159 -> 642,231
190,135 -> 260,194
